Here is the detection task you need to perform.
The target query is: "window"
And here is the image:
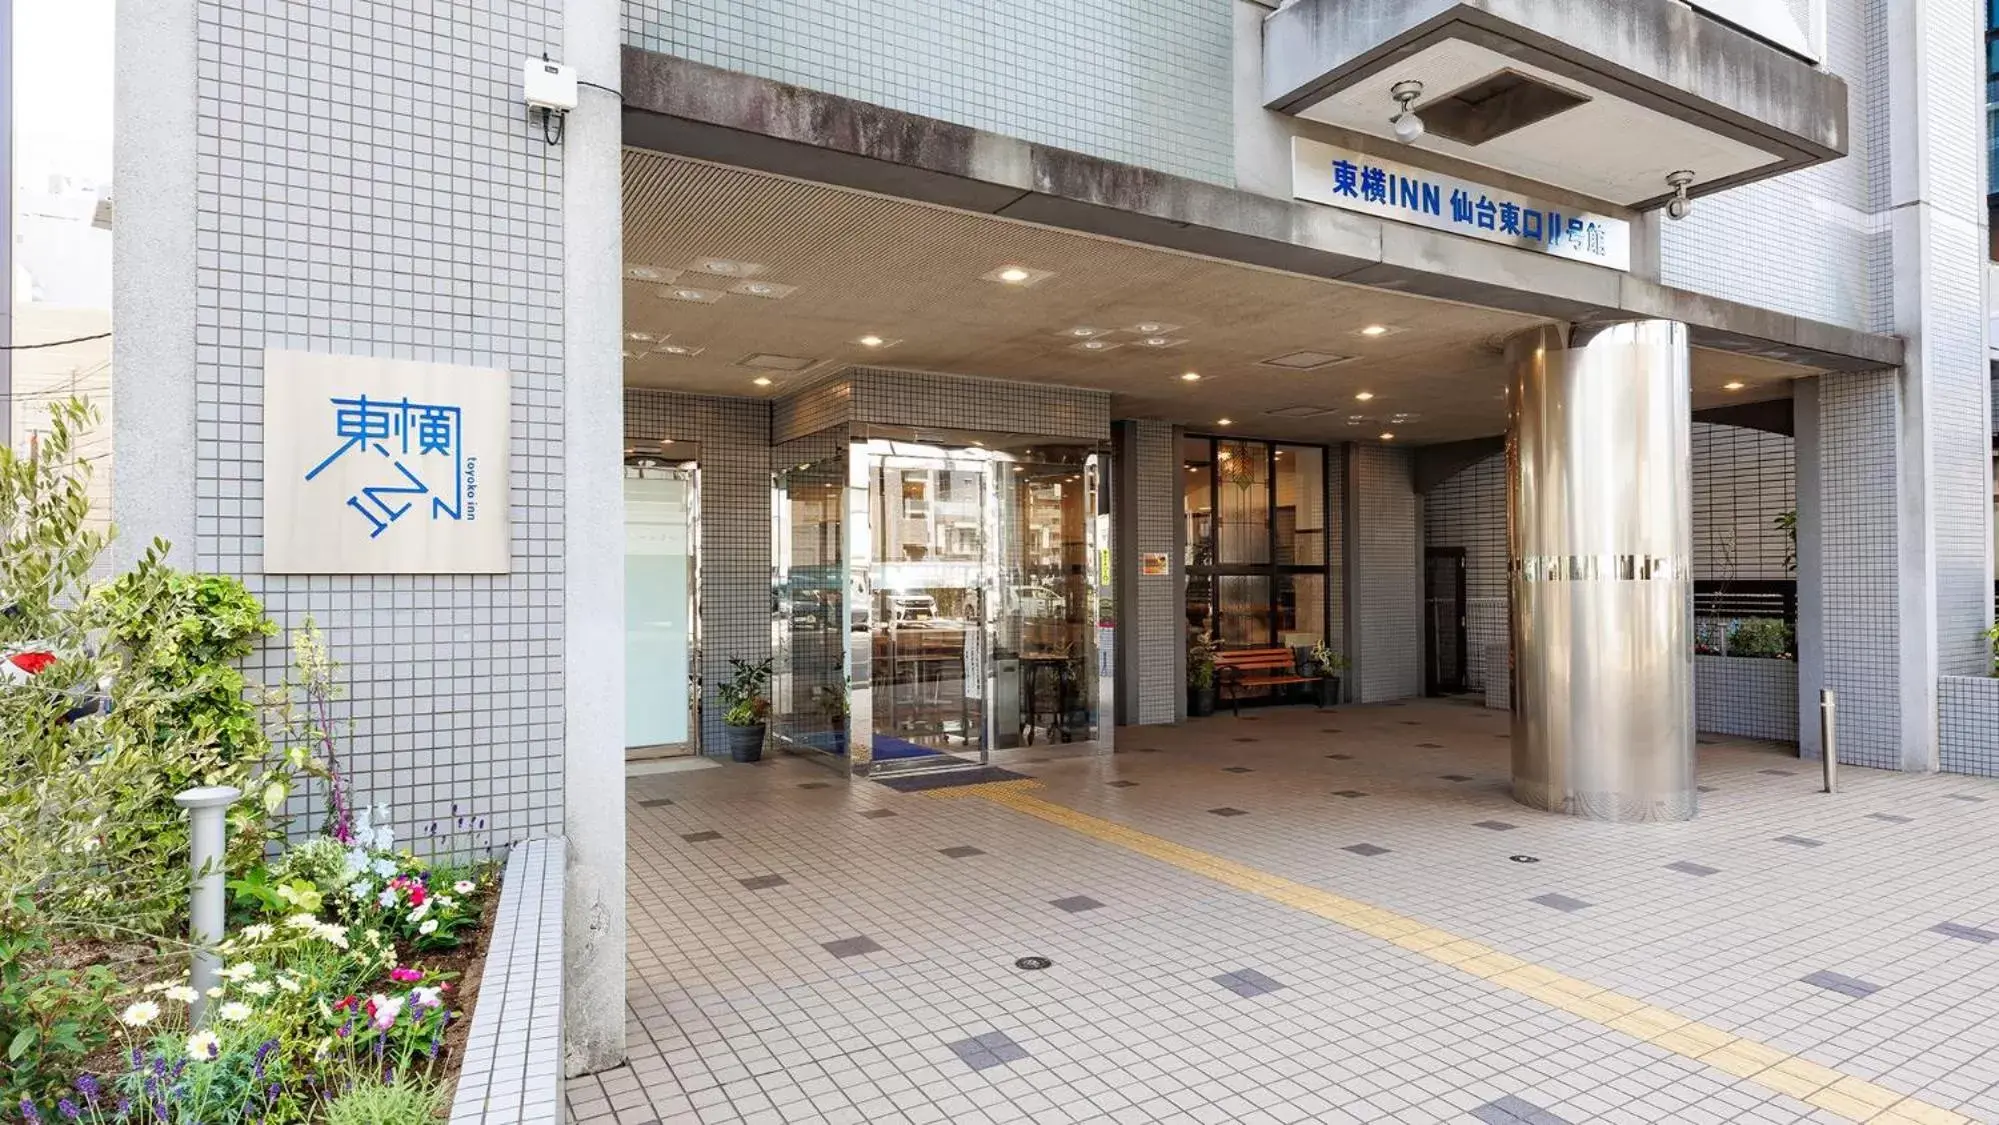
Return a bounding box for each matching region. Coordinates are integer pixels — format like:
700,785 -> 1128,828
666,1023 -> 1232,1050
1183,436 -> 1331,650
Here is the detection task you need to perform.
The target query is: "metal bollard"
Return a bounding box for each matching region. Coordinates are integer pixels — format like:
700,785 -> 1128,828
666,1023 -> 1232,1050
1820,689 -> 1837,794
174,786 -> 242,1024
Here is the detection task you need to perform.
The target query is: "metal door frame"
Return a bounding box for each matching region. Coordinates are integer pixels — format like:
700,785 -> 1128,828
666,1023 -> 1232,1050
1424,546 -> 1468,695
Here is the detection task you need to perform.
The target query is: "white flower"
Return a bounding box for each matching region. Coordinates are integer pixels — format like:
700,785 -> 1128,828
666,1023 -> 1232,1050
410,986 -> 441,1008
120,1000 -> 161,1027
186,1029 -> 220,1061
316,923 -> 350,950
163,985 -> 198,1004
285,913 -> 320,931
219,963 -> 256,982
453,880 -> 475,895
144,981 -> 172,994
342,848 -> 370,880
377,887 -> 397,909
204,986 -> 225,999
347,880 -> 373,901
370,857 -> 397,879
408,900 -> 431,923
435,895 -> 455,909
368,993 -> 402,1030
240,923 -> 274,942
418,919 -> 438,936
243,981 -> 274,998
217,1001 -> 252,1023
276,975 -> 302,994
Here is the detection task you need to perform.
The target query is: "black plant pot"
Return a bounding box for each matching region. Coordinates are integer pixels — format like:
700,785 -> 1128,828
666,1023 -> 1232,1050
1315,676 -> 1341,708
726,723 -> 766,762
1189,683 -> 1216,717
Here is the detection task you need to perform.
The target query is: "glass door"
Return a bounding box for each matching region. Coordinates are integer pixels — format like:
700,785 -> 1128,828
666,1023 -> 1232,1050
624,461 -> 694,755
997,456 -> 1100,746
869,452 -> 995,767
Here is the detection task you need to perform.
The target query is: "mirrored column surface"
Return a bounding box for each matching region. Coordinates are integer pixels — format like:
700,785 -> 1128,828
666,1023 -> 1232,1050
1508,320 -> 1696,822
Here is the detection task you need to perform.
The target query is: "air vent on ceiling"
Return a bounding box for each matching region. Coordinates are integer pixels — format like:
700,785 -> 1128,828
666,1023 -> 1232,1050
1258,350 -> 1353,371
1265,405 -> 1338,419
1421,70 -> 1591,147
736,353 -> 817,372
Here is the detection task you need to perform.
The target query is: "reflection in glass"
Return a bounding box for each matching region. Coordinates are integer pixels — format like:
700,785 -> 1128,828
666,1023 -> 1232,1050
1215,440 -> 1270,564
872,461 -> 986,757
1275,446 -> 1326,566
772,457 -> 846,754
1002,460 -> 1096,746
1277,573 -> 1327,650
1216,575 -> 1271,646
1183,450 -> 1212,568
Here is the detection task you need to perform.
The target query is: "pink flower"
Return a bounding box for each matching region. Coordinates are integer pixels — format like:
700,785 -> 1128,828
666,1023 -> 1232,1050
368,993 -> 402,1030
389,967 -> 422,984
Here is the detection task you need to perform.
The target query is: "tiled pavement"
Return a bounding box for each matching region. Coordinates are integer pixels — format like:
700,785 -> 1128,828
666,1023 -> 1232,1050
567,699 -> 1999,1124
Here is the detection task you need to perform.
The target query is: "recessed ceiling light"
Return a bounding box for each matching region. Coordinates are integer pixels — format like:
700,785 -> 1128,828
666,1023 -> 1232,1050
1354,324 -> 1405,338
658,343 -> 702,356
1379,432 -> 1395,440
1068,339 -> 1123,353
1080,340 -> 1109,350
1065,327 -> 1108,338
1180,372 -> 1202,382
660,438 -> 674,445
626,330 -> 656,342
1217,418 -> 1233,426
625,264 -> 680,282
753,376 -> 774,386
1723,381 -> 1746,390
662,287 -> 722,303
1354,391 -> 1375,402
733,280 -> 796,299
853,335 -> 902,349
1136,336 -> 1187,348
693,257 -> 765,277
983,264 -> 1053,286
1124,321 -> 1183,335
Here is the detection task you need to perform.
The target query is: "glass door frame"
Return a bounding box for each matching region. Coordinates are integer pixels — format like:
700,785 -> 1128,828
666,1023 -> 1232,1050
1183,434 -> 1333,650
624,454 -> 701,757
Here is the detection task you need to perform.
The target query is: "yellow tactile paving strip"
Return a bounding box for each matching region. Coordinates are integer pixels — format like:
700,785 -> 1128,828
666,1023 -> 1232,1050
925,779 -> 1969,1125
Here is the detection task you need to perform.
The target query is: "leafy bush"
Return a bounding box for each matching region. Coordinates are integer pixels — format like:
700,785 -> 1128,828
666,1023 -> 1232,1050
1728,618 -> 1795,660
324,1077 -> 444,1125
0,926 -> 118,1110
1187,633 -> 1217,690
719,657 -> 771,727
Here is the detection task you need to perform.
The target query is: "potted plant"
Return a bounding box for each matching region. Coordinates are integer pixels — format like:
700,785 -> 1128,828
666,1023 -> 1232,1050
1307,642 -> 1348,708
720,657 -> 772,762
1188,632 -> 1218,717
811,681 -> 848,754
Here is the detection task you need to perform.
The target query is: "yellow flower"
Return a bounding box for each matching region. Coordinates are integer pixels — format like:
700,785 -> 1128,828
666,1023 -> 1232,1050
120,1000 -> 161,1027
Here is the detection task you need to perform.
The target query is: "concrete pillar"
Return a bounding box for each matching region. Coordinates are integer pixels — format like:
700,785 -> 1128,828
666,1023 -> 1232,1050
1794,379 -> 1824,760
111,0 -> 199,565
562,0 -> 627,1077
1507,321 -> 1695,822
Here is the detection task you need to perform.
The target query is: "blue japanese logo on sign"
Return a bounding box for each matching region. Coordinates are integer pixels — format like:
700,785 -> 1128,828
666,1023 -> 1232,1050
1290,138 -> 1630,271
304,395 -> 481,538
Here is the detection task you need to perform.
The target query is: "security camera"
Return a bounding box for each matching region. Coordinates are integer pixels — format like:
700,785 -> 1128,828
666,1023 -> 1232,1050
1664,170 -> 1695,221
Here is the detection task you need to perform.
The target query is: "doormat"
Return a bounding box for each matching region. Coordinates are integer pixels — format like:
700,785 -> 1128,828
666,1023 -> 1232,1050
873,766 -> 1030,793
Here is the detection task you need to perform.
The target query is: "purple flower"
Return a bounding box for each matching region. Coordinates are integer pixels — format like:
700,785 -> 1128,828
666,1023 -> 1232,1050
74,1075 -> 99,1106
265,1082 -> 280,1105
56,1099 -> 78,1121
20,1097 -> 41,1125
128,1048 -> 142,1070
252,1038 -> 278,1079
113,1098 -> 131,1118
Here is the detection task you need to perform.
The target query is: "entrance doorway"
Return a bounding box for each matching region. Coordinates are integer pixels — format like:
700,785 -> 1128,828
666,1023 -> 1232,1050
1424,547 -> 1468,695
625,459 -> 696,757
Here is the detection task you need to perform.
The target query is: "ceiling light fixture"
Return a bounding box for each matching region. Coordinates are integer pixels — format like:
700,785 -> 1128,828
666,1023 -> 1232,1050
1354,391 -> 1375,402
660,438 -> 674,445
1723,381 -> 1745,390
998,266 -> 1031,283
1379,432 -> 1396,441
1217,418 -> 1233,427
626,330 -> 655,342
752,376 -> 773,387
983,264 -> 1053,287
1180,372 -> 1202,382
1079,340 -> 1109,350
658,343 -> 700,356
858,335 -> 884,347
1390,80 -> 1426,143
1358,325 -> 1390,337
732,280 -> 797,299
1067,327 -> 1106,338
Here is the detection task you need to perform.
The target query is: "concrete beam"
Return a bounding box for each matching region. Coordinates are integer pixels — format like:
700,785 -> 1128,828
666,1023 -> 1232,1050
621,50 -> 1901,377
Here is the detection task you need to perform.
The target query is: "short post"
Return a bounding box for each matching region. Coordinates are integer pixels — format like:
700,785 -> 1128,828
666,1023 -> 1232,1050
1819,689 -> 1837,794
175,786 -> 242,1024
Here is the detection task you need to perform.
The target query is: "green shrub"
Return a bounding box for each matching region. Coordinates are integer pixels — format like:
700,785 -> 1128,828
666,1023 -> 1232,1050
0,924 -> 118,1110
719,657 -> 771,727
324,1076 -> 444,1125
1729,618 -> 1795,660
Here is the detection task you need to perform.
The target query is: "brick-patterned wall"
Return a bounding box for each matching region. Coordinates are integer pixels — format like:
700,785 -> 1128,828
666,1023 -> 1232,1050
199,0 -> 566,850
620,0 -> 1234,185
1696,656 -> 1800,742
1351,445 -> 1420,702
623,390 -> 770,753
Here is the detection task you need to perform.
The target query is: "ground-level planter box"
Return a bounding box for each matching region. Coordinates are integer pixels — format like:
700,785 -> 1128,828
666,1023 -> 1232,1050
1940,676 -> 1999,777
1694,654 -> 1798,742
448,837 -> 566,1124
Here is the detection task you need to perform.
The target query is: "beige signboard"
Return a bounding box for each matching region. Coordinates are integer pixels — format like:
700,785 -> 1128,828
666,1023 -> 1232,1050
262,349 -> 510,574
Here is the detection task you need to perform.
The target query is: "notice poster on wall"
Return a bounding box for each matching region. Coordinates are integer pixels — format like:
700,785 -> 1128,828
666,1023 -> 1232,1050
262,349 -> 512,574
1140,552 -> 1169,577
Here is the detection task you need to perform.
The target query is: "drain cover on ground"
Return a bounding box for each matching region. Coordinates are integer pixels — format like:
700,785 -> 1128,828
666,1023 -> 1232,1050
1509,855 -> 1540,864
1014,956 -> 1053,971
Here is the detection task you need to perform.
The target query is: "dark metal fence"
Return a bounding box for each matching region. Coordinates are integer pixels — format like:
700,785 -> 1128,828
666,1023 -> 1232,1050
1694,579 -> 1797,625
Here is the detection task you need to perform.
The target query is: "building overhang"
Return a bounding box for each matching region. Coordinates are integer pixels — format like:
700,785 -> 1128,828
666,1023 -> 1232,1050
620,48 -> 1896,377
1262,0 -> 1848,210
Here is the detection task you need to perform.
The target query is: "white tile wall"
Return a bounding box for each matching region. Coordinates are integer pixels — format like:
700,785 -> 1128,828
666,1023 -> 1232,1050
1351,445 -> 1421,702
448,838 -> 565,1125
620,0 -> 1234,185
1817,371 -> 1904,769
1129,420 -> 1179,725
199,0 -> 567,853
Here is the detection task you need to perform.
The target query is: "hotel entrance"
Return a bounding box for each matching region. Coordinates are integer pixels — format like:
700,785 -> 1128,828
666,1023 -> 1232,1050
771,429 -> 1110,774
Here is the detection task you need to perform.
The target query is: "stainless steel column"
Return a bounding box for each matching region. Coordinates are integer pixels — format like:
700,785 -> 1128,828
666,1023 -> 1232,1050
1508,320 -> 1694,822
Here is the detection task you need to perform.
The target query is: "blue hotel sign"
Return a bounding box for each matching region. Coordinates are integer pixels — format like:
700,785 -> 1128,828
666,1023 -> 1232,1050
1291,138 -> 1631,272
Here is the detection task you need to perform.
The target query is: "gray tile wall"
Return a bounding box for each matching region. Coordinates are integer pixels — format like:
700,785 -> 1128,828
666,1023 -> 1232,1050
1417,452 -> 1506,692
1940,676 -> 1999,776
1693,424 -> 1797,581
1128,420 -> 1178,725
772,376 -> 853,444
620,0 -> 1234,185
845,368 -> 1110,439
1695,656 -> 1800,742
1351,444 -> 1421,702
1816,371 -> 1903,769
448,837 -> 565,1125
624,390 -> 771,753
197,0 -> 566,851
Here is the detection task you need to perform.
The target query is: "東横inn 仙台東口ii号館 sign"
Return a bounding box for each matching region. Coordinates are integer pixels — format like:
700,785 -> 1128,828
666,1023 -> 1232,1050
1290,137 -> 1631,272
261,349 -> 511,575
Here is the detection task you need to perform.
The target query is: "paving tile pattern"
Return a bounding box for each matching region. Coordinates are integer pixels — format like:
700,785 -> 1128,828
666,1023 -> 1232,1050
572,701 -> 1999,1124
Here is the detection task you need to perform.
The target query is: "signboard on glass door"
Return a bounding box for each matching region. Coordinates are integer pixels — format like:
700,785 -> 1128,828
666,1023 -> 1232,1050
1290,137 -> 1631,272
261,349 -> 511,574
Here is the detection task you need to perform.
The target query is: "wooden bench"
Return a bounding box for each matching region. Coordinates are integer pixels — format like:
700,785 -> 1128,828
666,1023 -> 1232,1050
1215,647 -> 1312,716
